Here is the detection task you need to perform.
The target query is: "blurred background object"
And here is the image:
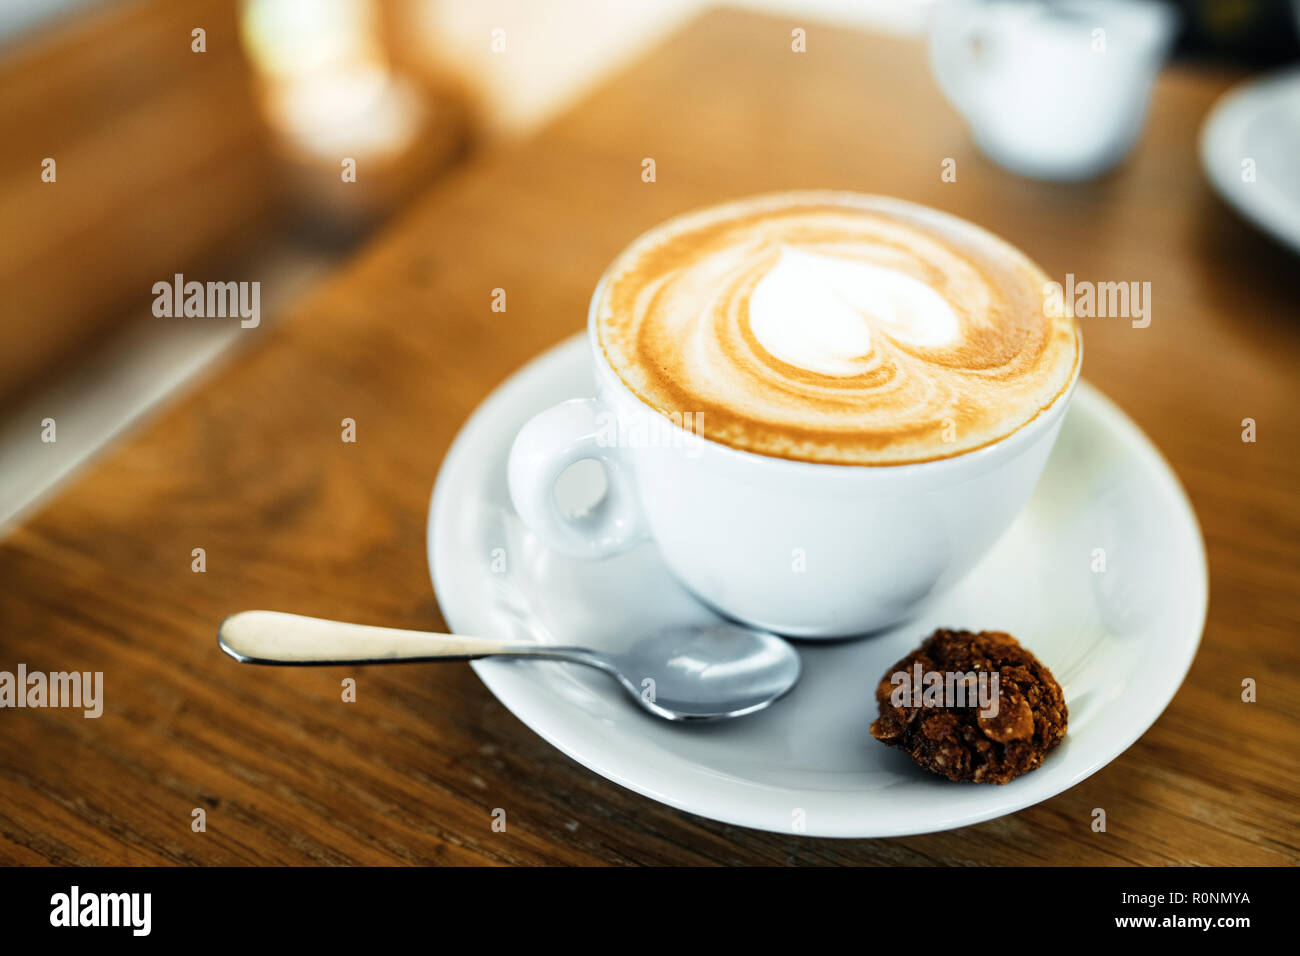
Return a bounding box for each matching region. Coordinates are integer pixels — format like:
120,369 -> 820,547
240,0 -> 469,238
1199,63 -> 1300,253
0,0 -> 472,527
929,0 -> 1179,181
1170,0 -> 1300,63
400,0 -> 938,139
0,0 -> 275,406
0,0 -> 472,406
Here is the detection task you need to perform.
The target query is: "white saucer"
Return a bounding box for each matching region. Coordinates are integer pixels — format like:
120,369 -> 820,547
428,335 -> 1207,838
1201,67 -> 1300,254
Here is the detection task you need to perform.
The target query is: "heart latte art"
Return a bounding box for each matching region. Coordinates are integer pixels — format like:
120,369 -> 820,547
594,193 -> 1080,465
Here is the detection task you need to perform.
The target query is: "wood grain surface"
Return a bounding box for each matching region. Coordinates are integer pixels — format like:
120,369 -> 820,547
1,9 -> 1297,866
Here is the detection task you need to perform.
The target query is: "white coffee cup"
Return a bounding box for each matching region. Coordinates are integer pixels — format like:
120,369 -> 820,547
930,0 -> 1177,181
507,238 -> 1082,640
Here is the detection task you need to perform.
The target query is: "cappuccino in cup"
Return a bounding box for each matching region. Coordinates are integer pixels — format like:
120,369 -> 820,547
595,193 -> 1078,465
509,193 -> 1081,637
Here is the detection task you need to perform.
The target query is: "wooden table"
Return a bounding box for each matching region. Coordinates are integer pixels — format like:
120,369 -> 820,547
2,9 -> 1297,866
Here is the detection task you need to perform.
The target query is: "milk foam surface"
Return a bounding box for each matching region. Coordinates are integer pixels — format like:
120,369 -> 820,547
595,192 -> 1080,465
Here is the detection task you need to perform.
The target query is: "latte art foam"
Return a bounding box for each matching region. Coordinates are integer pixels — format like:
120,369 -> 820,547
595,193 -> 1080,465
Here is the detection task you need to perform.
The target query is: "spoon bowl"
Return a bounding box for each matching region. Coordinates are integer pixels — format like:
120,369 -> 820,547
601,623 -> 801,720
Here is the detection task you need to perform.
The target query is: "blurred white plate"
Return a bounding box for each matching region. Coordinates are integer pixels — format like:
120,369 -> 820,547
427,335 -> 1207,837
1201,67 -> 1300,254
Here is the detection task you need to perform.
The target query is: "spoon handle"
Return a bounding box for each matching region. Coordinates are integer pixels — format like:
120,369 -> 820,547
218,610 -> 568,666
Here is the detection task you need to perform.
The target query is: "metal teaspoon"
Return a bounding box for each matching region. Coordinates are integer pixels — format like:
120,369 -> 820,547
218,610 -> 801,721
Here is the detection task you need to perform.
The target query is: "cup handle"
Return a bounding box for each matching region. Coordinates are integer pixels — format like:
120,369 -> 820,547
507,398 -> 649,559
928,0 -> 990,118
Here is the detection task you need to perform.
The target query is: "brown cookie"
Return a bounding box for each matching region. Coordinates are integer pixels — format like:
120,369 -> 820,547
869,629 -> 1067,784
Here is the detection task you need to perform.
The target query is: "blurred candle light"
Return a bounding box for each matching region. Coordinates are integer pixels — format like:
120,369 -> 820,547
241,0 -> 385,80
239,0 -> 458,236
268,63 -> 423,159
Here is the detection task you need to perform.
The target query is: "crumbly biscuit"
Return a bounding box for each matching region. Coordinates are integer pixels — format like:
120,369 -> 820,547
869,629 -> 1067,784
